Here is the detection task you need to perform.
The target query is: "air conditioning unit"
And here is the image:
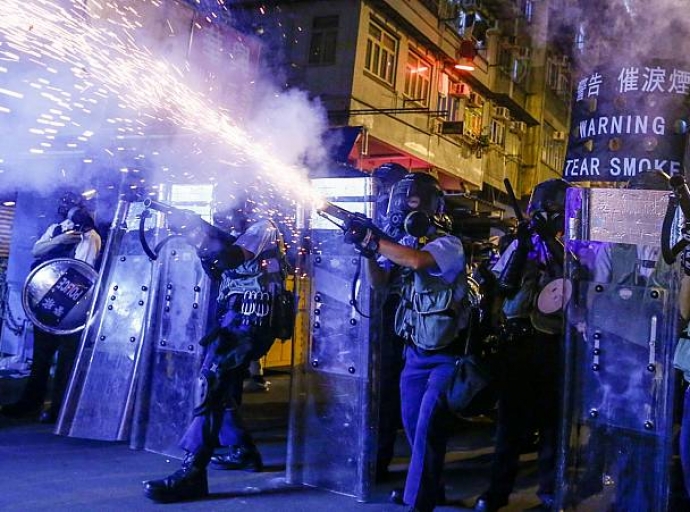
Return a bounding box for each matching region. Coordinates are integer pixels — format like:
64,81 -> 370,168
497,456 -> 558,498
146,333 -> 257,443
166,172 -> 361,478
467,91 -> 484,108
463,127 -> 479,141
493,106 -> 510,120
440,120 -> 465,135
510,121 -> 527,134
552,131 -> 567,141
449,82 -> 471,98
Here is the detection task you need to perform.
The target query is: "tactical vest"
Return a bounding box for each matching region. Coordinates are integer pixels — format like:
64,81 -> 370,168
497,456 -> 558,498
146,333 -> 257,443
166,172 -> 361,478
215,221 -> 289,332
394,239 -> 469,351
218,226 -> 286,302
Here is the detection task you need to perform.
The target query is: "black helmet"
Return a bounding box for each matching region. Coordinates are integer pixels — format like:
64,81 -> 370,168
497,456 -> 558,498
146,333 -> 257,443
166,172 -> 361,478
67,206 -> 95,232
57,191 -> 84,218
372,162 -> 408,191
372,163 -> 408,233
527,178 -> 571,236
386,172 -> 446,238
625,170 -> 671,190
527,178 -> 571,216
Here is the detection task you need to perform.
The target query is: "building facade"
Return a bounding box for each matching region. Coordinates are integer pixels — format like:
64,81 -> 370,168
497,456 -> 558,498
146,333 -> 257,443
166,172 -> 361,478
232,0 -> 573,204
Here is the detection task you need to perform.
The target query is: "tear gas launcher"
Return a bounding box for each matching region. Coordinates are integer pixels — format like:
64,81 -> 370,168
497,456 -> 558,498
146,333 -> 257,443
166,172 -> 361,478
138,198 -> 236,260
315,200 -> 391,257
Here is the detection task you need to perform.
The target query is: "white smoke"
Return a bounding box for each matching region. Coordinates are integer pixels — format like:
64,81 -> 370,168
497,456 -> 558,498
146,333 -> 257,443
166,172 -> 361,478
551,0 -> 690,68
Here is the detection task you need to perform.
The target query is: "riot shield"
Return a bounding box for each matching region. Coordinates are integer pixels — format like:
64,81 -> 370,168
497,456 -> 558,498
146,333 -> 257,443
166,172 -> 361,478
22,258 -> 99,335
56,198 -> 158,440
287,176 -> 382,502
56,193 -> 210,451
557,187 -> 680,512
129,234 -> 209,457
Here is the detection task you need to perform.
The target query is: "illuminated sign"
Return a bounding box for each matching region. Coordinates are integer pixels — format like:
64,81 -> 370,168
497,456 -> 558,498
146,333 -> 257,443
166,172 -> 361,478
564,61 -> 690,182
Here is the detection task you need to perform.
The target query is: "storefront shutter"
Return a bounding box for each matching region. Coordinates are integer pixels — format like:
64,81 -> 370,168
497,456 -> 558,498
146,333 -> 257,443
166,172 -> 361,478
0,205 -> 15,259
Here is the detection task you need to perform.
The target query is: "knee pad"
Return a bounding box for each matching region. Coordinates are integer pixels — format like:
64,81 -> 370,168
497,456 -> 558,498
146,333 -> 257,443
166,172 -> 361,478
193,368 -> 218,416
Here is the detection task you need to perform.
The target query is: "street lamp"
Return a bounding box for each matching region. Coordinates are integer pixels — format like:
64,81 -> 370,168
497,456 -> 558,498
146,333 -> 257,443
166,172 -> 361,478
454,40 -> 478,71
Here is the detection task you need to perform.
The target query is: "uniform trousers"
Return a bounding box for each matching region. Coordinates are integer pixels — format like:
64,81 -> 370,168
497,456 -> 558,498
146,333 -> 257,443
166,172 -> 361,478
21,327 -> 80,416
400,344 -> 457,512
484,326 -> 561,505
178,309 -> 275,461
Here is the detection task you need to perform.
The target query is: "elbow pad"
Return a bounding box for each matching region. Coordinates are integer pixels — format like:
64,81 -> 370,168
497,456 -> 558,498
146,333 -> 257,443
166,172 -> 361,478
214,244 -> 245,270
198,243 -> 245,275
497,245 -> 529,298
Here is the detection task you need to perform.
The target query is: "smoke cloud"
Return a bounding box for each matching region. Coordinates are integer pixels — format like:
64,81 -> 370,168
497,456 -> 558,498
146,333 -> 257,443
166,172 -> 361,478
0,0 -> 329,202
550,0 -> 690,70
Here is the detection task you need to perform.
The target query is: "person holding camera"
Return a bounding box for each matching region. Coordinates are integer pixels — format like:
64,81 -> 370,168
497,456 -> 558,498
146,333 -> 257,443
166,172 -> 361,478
343,172 -> 470,512
143,192 -> 289,504
1,192 -> 101,424
473,178 -> 570,512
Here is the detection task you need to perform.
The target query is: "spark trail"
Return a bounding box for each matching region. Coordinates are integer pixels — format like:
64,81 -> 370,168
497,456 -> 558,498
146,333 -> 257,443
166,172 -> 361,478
0,0 -> 321,202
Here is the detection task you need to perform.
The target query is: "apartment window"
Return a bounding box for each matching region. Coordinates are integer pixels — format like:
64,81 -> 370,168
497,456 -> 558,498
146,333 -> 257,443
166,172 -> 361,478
365,22 -> 397,85
541,125 -> 566,170
438,94 -> 461,121
520,0 -> 534,23
489,119 -> 506,146
546,55 -> 572,102
308,16 -> 339,65
463,106 -> 483,140
404,53 -> 431,106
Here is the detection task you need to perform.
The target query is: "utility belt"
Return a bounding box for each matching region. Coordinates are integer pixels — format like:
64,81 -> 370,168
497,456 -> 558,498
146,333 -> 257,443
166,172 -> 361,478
219,288 -> 295,341
227,290 -> 272,327
405,326 -> 471,356
498,318 -> 535,343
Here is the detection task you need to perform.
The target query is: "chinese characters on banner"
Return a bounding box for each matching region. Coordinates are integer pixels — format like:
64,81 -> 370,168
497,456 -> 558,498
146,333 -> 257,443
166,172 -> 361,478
564,61 -> 690,183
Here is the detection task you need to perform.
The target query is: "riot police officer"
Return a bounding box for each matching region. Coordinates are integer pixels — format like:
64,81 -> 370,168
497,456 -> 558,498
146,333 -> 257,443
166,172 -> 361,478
370,162 -> 409,481
473,178 -> 570,512
1,193 -> 101,424
143,192 -> 288,503
343,172 -> 470,512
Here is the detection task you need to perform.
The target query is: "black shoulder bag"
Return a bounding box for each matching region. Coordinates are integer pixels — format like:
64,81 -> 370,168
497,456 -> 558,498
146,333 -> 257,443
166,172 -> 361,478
446,309 -> 497,417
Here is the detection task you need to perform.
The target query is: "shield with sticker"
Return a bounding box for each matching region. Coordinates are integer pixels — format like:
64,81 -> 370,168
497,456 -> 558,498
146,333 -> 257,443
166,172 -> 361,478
557,187 -> 680,512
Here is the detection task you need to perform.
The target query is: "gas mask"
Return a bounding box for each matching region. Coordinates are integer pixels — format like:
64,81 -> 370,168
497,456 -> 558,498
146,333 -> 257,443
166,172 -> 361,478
57,192 -> 83,218
385,173 -> 445,239
529,209 -> 564,238
526,178 -> 571,237
66,206 -> 93,233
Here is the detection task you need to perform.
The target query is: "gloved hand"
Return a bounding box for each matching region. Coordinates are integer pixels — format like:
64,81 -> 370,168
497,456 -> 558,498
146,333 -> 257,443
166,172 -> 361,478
682,245 -> 690,277
516,219 -> 533,248
167,209 -> 202,235
343,217 -> 380,258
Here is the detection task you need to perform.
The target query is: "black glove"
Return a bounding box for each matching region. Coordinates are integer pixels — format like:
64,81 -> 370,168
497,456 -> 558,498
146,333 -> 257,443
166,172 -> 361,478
682,245 -> 690,277
516,219 -> 533,248
167,209 -> 202,235
343,217 -> 380,259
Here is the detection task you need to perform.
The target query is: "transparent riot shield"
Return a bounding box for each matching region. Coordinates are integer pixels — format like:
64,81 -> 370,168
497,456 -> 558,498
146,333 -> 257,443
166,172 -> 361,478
57,191 -> 210,452
557,187 -> 680,512
287,176 -> 382,502
129,234 -> 209,456
57,198 -> 157,440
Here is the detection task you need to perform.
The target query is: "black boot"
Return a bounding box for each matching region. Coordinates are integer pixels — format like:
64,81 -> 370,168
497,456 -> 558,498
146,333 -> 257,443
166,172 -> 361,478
1,401 -> 42,419
210,443 -> 263,472
143,452 -> 209,503
473,493 -> 509,512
